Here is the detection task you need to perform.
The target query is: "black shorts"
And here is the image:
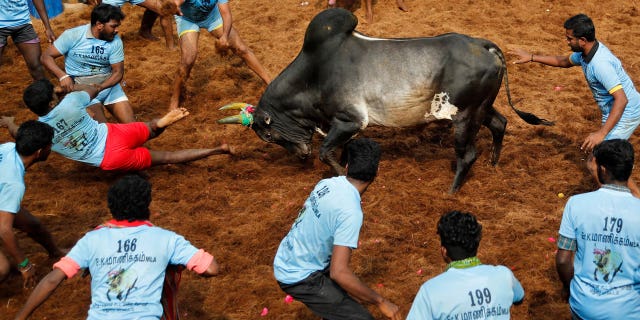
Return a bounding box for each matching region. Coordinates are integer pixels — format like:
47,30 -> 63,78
0,24 -> 39,47
278,269 -> 374,320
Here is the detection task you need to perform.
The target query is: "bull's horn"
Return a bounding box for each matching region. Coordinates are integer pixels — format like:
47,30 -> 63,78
219,102 -> 254,111
217,103 -> 255,127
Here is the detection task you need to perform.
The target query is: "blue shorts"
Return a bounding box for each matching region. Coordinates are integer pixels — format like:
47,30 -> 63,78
101,0 -> 145,6
604,117 -> 640,140
174,6 -> 223,37
92,83 -> 129,106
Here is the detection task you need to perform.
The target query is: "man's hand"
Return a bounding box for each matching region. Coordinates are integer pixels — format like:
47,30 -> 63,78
218,35 -> 229,49
44,28 -> 56,43
60,76 -> 74,93
378,298 -> 402,320
20,264 -> 37,289
0,116 -> 15,128
508,48 -> 533,64
581,130 -> 606,152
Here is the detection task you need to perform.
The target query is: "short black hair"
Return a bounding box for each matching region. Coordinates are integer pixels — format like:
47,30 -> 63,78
564,14 -> 596,41
91,4 -> 125,26
344,138 -> 381,182
437,211 -> 482,261
23,79 -> 54,116
15,120 -> 54,156
594,139 -> 634,182
108,175 -> 152,222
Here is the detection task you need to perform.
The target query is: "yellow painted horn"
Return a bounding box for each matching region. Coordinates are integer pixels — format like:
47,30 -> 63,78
217,102 -> 255,127
219,102 -> 252,111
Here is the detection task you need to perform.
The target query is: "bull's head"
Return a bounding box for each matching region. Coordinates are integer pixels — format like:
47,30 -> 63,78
218,102 -> 315,159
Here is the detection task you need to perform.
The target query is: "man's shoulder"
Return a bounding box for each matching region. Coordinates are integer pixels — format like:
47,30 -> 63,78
59,24 -> 89,40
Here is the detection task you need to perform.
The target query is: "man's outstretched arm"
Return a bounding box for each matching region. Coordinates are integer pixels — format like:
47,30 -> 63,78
509,48 -> 574,67
14,268 -> 67,320
330,245 -> 401,320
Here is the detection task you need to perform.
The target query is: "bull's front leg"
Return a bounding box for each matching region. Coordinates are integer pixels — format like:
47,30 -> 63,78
319,118 -> 362,175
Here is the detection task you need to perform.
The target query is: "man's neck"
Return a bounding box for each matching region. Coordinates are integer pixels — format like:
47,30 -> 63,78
346,177 -> 371,195
90,25 -> 100,39
582,40 -> 596,56
19,154 -> 35,169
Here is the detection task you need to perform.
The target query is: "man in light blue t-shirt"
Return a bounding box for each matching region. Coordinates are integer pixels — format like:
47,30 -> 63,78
15,175 -> 220,320
510,14 -> 640,196
0,120 -> 65,290
0,0 -> 56,80
41,4 -> 135,124
407,211 -> 524,320
556,139 -> 640,320
169,0 -> 270,110
273,138 -> 401,320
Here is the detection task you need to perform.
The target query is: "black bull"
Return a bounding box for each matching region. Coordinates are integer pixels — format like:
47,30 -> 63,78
219,8 -> 553,192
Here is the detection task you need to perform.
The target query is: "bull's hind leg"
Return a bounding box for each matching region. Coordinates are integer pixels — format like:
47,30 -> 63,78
450,115 -> 482,193
483,107 -> 507,165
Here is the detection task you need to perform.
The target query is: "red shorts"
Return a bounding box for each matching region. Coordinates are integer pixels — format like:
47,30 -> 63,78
100,123 -> 152,171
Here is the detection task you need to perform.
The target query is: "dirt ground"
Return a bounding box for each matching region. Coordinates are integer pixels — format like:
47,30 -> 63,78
2,0 -> 640,319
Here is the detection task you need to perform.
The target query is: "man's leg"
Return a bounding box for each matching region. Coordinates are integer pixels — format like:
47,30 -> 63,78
149,145 -> 230,166
147,107 -> 190,139
363,0 -> 373,23
170,31 -> 199,111
105,100 -> 136,123
12,208 -> 64,258
137,0 -> 176,49
16,42 -> 45,80
160,16 -> 176,50
280,271 -> 374,320
139,9 -> 160,41
211,27 -> 271,84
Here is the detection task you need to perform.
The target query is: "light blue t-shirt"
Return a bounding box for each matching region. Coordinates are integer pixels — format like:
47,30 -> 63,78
180,0 -> 227,22
558,186 -> 640,319
0,0 -> 31,28
0,143 -> 25,214
273,176 -> 363,284
53,24 -> 124,77
570,43 -> 640,126
38,91 -> 108,167
66,224 -> 200,320
407,265 -> 524,320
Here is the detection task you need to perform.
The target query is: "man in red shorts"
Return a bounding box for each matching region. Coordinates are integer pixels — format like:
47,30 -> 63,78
2,79 -> 230,171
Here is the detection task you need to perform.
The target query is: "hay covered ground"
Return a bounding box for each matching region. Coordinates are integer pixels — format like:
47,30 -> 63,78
1,0 -> 640,319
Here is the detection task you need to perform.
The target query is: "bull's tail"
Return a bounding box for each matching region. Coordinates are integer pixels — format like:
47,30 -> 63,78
488,45 -> 554,126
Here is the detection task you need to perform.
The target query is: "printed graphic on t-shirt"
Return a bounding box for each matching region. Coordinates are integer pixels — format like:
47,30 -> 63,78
106,268 -> 138,301
592,248 -> 623,283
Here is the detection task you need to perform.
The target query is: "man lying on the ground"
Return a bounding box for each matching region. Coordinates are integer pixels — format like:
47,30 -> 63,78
1,79 -> 230,171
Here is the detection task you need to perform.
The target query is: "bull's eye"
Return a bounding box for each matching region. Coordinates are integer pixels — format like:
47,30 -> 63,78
265,132 -> 272,140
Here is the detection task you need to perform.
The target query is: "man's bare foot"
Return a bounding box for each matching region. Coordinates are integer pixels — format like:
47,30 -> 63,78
396,0 -> 408,11
218,143 -> 234,155
139,30 -> 160,41
158,107 -> 189,128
